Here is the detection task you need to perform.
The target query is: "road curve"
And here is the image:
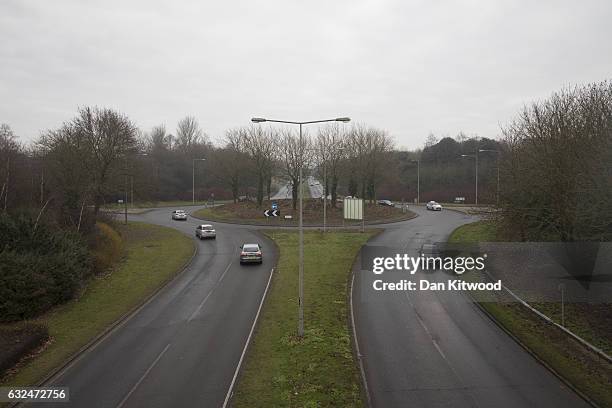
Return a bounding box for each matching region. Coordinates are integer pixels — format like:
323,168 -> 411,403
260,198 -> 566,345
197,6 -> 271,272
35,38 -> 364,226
32,206 -> 277,408
352,205 -> 590,408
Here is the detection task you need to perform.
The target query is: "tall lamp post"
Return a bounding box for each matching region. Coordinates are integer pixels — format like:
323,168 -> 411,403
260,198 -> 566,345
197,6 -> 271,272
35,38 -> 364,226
124,152 -> 148,224
411,159 -> 420,204
192,158 -> 206,204
252,116 -> 350,337
461,153 -> 479,205
479,149 -> 500,206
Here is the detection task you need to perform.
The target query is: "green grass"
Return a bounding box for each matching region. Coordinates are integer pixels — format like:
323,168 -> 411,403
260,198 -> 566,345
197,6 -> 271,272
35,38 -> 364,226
450,221 -> 612,407
1,222 -> 194,387
448,220 -> 498,242
232,230 -> 376,408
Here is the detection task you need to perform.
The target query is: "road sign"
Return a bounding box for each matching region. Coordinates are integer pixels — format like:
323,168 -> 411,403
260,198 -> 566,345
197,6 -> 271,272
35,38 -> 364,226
343,197 -> 363,220
264,209 -> 280,217
272,202 -> 278,210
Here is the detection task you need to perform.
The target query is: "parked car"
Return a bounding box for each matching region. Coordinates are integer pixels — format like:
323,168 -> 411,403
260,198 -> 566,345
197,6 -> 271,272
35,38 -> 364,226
239,243 -> 263,264
195,224 -> 216,239
426,201 -> 443,211
377,199 -> 394,207
171,210 -> 187,220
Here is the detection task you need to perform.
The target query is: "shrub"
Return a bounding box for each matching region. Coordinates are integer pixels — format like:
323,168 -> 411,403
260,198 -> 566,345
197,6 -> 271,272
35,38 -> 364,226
0,323 -> 49,378
90,222 -> 124,274
0,214 -> 92,322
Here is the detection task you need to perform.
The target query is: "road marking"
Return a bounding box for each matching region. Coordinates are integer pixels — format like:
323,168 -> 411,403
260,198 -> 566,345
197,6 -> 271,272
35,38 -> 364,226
188,260 -> 233,322
350,271 -> 373,407
222,267 -> 275,408
116,343 -> 171,408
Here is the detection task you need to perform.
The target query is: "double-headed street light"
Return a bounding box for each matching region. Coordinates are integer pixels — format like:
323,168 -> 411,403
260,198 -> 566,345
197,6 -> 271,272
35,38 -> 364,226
461,153 -> 479,205
479,149 -> 500,206
251,116 -> 350,337
192,158 -> 206,204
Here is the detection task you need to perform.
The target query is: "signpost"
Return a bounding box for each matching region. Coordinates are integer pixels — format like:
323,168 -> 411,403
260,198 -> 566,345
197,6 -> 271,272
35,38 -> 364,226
343,197 -> 364,232
264,209 -> 280,217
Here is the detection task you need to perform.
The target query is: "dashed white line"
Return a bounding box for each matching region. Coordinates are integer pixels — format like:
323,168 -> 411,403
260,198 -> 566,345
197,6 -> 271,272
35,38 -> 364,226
188,260 -> 233,322
116,343 -> 171,408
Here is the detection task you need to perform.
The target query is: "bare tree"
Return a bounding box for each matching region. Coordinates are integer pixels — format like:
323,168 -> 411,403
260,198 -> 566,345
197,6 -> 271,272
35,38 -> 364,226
236,126 -> 276,206
148,124 -> 172,151
0,124 -> 19,211
500,81 -> 612,241
40,107 -> 138,218
315,123 -> 347,207
345,124 -> 394,202
176,116 -> 205,153
277,128 -> 311,209
214,129 -> 254,202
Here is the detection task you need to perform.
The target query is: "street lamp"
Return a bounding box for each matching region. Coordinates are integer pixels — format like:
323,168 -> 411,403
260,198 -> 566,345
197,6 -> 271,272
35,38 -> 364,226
411,159 -> 420,204
124,152 -> 148,225
461,153 -> 479,205
251,116 -> 351,337
192,158 -> 206,204
479,149 -> 500,206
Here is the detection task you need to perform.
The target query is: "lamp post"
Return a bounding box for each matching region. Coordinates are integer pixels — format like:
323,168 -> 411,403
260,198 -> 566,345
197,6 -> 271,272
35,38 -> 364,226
461,153 -> 479,205
124,152 -> 149,224
411,159 -> 420,204
252,116 -> 350,337
192,158 -> 206,204
479,149 -> 500,206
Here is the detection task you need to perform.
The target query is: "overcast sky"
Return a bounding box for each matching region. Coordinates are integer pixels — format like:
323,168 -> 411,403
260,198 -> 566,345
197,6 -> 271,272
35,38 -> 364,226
2,0 -> 611,148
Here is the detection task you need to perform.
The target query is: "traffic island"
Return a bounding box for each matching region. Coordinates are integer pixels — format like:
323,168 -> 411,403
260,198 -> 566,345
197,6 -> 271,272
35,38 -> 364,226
191,199 -> 416,226
231,230 -> 377,407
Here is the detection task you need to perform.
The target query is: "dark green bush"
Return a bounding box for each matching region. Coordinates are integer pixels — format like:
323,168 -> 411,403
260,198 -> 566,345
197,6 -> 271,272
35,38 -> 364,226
0,214 -> 92,322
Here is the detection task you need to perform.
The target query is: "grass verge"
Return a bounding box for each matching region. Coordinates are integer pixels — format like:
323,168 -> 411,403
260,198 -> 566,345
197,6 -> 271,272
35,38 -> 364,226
449,221 -> 612,407
1,222 -> 194,387
232,230 -> 376,408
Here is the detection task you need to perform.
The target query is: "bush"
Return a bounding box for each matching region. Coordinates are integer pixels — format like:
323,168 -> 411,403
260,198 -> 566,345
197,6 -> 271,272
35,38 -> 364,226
0,323 -> 49,378
90,222 -> 124,274
0,214 -> 92,322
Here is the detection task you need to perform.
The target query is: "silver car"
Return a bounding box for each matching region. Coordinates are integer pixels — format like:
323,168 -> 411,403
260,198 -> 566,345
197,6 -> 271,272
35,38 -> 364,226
171,210 -> 187,220
426,201 -> 443,211
195,224 -> 216,239
240,243 -> 263,264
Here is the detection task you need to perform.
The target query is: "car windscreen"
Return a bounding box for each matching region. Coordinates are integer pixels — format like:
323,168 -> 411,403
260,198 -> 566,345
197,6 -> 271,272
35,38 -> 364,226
243,245 -> 259,252
203,226 -> 214,230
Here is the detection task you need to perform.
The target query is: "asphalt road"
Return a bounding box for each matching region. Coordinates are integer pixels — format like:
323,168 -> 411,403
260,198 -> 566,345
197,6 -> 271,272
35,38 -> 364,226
32,207 -> 277,408
307,176 -> 323,199
270,183 -> 291,200
352,205 -> 590,407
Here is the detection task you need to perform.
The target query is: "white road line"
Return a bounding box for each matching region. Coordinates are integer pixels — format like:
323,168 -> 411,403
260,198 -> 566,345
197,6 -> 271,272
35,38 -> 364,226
188,260 -> 233,322
116,343 -> 171,408
222,267 -> 275,408
350,271 -> 373,407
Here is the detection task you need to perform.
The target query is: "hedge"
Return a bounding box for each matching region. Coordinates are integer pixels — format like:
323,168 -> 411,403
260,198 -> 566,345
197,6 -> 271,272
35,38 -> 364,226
0,214 -> 92,322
